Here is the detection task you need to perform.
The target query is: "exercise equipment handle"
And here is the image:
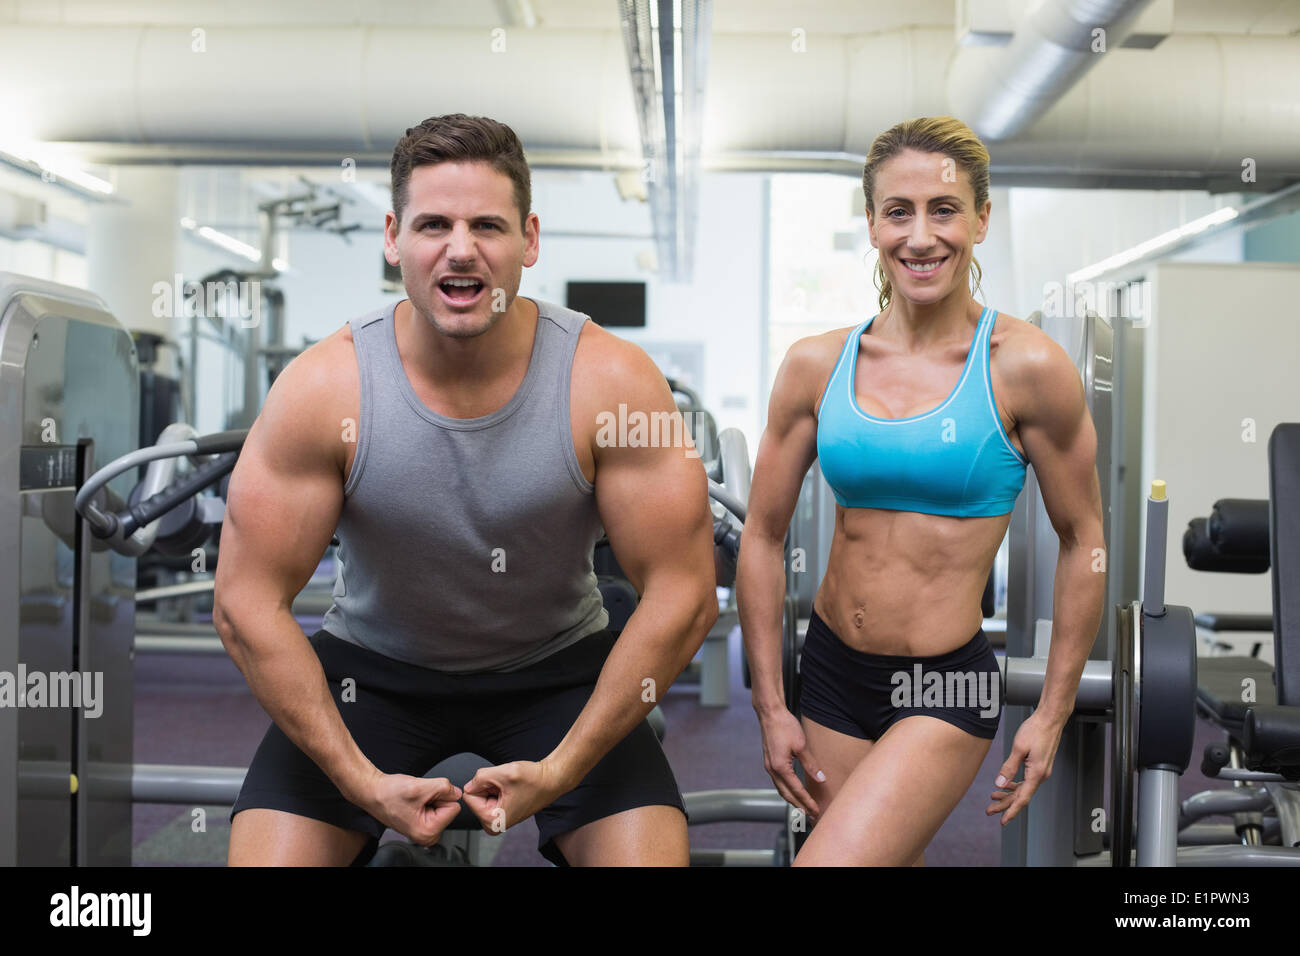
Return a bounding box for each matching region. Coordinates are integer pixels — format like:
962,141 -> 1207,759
119,451 -> 239,538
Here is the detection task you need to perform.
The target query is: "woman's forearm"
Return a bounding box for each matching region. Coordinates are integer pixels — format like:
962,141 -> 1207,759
1037,536 -> 1108,725
737,531 -> 791,717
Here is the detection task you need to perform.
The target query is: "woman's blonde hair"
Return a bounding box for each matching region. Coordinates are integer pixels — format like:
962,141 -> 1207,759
862,116 -> 990,312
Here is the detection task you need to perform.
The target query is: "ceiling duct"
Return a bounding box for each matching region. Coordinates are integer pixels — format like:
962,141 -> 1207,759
950,0 -> 1160,141
619,0 -> 712,281
0,21 -> 1297,190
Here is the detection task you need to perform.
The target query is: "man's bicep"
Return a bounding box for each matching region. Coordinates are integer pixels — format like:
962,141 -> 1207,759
595,439 -> 713,593
215,368 -> 344,620
585,346 -> 713,591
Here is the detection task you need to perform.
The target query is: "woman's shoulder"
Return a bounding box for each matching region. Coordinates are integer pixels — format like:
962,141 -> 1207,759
768,326 -> 859,418
784,325 -> 858,369
988,309 -> 1056,360
987,308 -> 1080,398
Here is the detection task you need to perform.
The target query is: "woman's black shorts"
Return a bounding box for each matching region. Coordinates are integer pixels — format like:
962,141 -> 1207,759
797,609 -> 1002,741
231,628 -> 686,866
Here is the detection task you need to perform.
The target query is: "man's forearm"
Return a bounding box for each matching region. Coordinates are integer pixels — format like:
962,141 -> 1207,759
1038,539 -> 1107,725
735,534 -> 788,717
544,586 -> 715,791
217,609 -> 379,805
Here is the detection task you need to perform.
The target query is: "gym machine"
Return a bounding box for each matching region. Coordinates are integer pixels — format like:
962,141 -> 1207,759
1160,432 -> 1300,863
0,272 -> 137,865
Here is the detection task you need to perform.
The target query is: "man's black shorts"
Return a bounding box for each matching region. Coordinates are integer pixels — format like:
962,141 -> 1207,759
230,628 -> 686,866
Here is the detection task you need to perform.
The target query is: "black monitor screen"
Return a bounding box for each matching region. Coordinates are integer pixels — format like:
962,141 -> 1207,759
566,281 -> 646,327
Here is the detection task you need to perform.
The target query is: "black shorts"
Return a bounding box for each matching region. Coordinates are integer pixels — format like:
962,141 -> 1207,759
231,628 -> 686,866
797,609 -> 1002,741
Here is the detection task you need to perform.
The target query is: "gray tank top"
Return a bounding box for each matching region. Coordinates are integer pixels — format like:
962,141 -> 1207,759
320,298 -> 609,672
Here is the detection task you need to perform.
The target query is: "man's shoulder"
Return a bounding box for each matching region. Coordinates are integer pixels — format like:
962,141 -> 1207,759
295,300 -> 399,377
534,296 -> 591,335
570,316 -> 664,395
261,318 -> 364,438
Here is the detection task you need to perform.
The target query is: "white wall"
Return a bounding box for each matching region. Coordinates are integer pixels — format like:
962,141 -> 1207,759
1141,260 -> 1300,652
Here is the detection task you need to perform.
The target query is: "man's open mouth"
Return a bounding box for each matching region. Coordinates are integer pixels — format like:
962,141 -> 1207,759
438,277 -> 486,303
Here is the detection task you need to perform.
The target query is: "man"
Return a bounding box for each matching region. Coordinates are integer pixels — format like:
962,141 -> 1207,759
214,113 -> 717,866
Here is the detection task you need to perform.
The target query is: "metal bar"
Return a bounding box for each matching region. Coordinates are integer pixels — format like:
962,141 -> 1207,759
134,619 -> 219,636
1179,787 -> 1272,828
177,329 -> 245,352
1137,767 -> 1180,866
1143,484 -> 1168,617
1173,845 -> 1300,866
132,764 -> 245,805
683,789 -> 788,825
1002,657 -> 1111,711
135,635 -> 227,655
1212,768 -> 1291,783
135,580 -> 216,602
1273,787 -> 1300,848
1177,823 -> 1251,845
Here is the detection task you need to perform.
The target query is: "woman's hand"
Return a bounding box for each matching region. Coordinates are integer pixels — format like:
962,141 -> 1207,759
757,708 -> 825,821
986,710 -> 1067,825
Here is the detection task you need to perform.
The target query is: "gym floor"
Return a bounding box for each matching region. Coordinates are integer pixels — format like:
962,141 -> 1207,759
131,620 -> 1235,866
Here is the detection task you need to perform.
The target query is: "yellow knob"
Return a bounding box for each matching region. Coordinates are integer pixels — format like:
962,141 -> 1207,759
1151,479 -> 1167,501
70,773 -> 78,795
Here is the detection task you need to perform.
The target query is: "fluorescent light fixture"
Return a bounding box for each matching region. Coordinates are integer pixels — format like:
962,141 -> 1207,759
0,140 -> 115,195
1068,205 -> 1240,284
181,217 -> 266,264
196,225 -> 261,261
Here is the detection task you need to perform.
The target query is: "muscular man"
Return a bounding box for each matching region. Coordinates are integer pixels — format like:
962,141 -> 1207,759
214,113 -> 717,866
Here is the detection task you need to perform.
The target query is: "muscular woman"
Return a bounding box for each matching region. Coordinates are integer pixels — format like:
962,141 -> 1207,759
737,115 -> 1107,866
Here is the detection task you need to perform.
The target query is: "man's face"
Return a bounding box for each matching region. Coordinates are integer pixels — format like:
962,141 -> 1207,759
866,149 -> 989,307
384,161 -> 539,338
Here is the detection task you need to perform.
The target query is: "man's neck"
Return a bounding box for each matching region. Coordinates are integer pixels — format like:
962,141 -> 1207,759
399,295 -> 539,389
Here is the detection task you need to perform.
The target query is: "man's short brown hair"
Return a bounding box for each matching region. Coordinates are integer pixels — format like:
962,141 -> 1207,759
389,114 -> 532,230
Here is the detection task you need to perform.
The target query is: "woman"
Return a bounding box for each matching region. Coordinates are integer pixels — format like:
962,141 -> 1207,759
736,116 -> 1106,866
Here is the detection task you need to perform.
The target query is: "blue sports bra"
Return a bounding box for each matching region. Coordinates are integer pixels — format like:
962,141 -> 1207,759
815,306 -> 1028,518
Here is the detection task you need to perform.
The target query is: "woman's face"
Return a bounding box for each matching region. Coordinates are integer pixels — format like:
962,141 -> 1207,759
866,149 -> 990,309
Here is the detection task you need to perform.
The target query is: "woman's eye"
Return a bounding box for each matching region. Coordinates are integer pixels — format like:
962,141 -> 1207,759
887,207 -> 954,218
